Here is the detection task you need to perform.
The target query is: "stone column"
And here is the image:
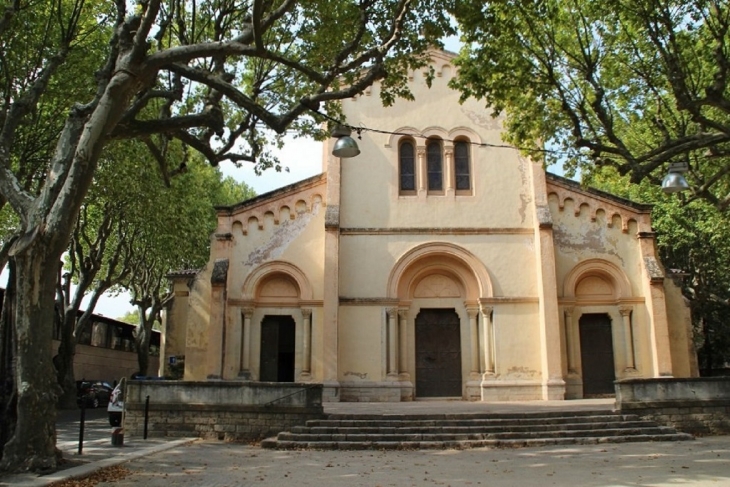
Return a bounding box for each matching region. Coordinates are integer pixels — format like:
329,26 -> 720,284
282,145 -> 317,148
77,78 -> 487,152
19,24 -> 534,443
480,305 -> 494,374
387,308 -> 398,378
417,147 -> 426,194
301,308 -> 312,378
467,307 -> 480,376
444,147 -> 454,196
619,306 -> 636,370
564,307 -> 577,373
398,309 -> 408,376
239,307 -> 253,379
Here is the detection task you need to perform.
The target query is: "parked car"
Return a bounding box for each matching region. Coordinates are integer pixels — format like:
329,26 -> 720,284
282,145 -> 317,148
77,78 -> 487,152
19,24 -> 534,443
77,381 -> 113,409
107,377 -> 126,427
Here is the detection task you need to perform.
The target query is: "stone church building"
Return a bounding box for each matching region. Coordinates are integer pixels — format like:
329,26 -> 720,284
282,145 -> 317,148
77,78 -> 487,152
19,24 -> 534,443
164,50 -> 697,403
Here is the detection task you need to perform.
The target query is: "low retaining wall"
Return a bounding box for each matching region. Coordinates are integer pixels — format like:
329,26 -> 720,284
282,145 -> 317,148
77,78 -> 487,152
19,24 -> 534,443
616,378 -> 730,435
123,381 -> 324,441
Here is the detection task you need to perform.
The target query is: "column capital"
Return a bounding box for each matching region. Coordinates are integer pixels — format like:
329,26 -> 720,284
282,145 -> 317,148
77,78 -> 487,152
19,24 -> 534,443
618,305 -> 633,317
466,307 -> 479,319
386,307 -> 399,317
397,308 -> 409,320
480,305 -> 493,317
301,308 -> 312,319
564,306 -> 575,318
242,307 -> 254,319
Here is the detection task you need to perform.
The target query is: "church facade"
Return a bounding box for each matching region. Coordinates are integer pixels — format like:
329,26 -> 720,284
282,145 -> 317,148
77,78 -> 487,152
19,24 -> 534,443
164,51 -> 697,402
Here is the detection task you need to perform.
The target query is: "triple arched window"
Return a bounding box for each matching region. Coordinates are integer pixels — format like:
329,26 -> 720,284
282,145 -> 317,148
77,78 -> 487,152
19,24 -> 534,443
398,138 -> 472,195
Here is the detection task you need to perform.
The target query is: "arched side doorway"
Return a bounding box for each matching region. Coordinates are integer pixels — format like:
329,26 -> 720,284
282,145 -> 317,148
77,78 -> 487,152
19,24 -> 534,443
562,260 -> 637,399
239,262 -> 315,382
387,243 -> 492,401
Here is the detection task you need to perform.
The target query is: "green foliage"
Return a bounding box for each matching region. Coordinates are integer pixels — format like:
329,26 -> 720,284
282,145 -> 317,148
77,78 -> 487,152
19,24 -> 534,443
450,0 -> 730,209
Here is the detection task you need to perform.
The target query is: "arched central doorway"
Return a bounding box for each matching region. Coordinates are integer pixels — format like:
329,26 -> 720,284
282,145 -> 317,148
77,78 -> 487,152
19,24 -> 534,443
386,243 -> 493,401
415,309 -> 462,397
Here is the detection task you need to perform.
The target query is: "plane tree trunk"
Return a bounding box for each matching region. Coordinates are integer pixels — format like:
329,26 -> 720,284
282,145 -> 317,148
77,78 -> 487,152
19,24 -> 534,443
0,260 -> 17,463
0,244 -> 64,471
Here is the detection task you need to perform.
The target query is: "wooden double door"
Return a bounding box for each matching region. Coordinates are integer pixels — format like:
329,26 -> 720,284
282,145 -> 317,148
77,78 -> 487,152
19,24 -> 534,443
415,309 -> 462,398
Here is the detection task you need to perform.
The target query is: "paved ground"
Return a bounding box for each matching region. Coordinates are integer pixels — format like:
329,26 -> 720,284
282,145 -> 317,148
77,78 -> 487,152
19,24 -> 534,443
2,399 -> 729,486
93,437 -> 730,487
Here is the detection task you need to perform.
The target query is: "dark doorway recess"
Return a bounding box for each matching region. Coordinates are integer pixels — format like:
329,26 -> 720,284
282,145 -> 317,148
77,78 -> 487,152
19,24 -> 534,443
415,308 -> 462,397
579,313 -> 616,397
260,315 -> 295,382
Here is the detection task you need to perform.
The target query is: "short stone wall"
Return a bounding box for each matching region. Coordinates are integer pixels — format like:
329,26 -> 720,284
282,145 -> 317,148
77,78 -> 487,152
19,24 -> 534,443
123,381 -> 324,441
616,378 -> 730,436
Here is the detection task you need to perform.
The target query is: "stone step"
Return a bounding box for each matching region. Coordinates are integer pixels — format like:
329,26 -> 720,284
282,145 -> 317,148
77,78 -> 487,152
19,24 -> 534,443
305,413 -> 641,426
320,410 -> 630,421
260,410 -> 693,451
301,415 -> 645,429
262,433 -> 693,450
291,420 -> 657,435
276,426 -> 679,443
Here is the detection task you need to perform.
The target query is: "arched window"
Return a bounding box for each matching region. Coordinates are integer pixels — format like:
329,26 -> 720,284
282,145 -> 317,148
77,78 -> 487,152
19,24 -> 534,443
399,140 -> 416,193
426,139 -> 443,192
454,141 -> 471,192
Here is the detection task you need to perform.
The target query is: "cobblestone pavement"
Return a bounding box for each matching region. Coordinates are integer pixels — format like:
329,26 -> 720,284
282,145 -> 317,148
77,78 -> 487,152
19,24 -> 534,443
96,436 -> 730,487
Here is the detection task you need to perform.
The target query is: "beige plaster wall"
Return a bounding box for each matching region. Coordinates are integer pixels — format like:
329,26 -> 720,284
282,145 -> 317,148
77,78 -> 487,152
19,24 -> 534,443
190,179 -> 329,381
225,195 -> 326,301
491,303 -> 543,381
333,53 -> 535,231
664,279 -> 698,377
338,306 -> 387,383
161,278 -> 192,376
549,196 -> 645,297
339,235 -> 537,299
183,263 -> 213,381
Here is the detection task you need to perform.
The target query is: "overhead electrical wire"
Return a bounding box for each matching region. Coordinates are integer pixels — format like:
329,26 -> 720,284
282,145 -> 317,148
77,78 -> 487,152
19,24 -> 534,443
306,107 -> 565,157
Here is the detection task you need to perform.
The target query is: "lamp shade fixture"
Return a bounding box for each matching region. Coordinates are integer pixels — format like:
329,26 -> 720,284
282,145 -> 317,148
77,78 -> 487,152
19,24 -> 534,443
661,171 -> 690,193
331,124 -> 360,158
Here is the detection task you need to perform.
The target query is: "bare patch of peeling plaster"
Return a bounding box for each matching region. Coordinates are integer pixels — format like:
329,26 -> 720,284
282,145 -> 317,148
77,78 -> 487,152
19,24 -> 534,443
243,201 -> 321,266
496,366 -> 538,380
524,237 -> 535,252
460,107 -> 504,130
517,156 -> 531,224
553,221 -> 623,265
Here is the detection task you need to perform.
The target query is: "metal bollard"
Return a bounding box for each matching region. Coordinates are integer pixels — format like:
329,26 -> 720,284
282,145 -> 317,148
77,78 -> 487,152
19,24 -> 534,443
78,402 -> 86,455
143,395 -> 150,440
111,427 -> 124,446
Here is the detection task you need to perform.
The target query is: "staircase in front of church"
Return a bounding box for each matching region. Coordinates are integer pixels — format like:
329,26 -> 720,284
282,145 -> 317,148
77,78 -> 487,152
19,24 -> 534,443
261,410 -> 693,450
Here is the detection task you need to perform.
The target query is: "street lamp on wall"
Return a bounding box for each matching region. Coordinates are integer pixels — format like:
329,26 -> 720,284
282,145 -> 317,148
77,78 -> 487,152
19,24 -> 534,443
662,161 -> 690,194
331,125 -> 360,158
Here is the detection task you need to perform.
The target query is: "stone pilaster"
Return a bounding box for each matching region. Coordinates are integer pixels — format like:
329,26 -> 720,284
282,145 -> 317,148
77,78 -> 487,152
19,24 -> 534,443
238,307 -> 253,379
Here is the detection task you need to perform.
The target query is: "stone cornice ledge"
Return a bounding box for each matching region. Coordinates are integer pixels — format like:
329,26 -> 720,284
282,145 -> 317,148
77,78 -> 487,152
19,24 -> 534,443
341,227 -> 534,235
